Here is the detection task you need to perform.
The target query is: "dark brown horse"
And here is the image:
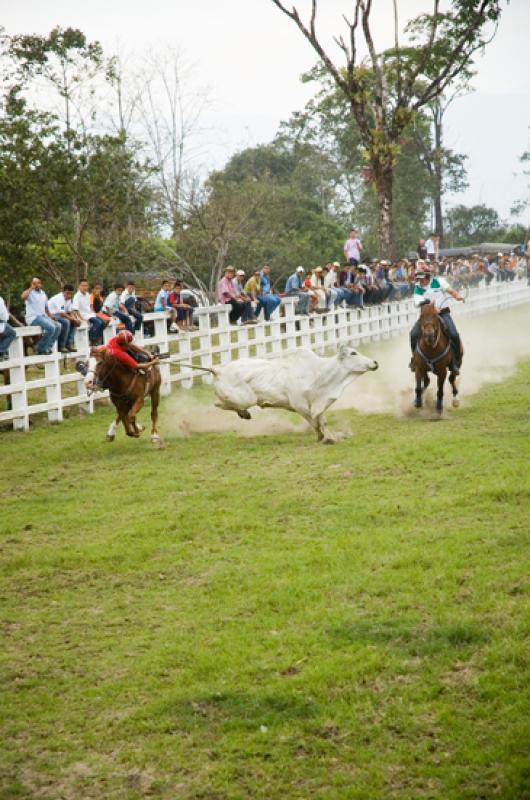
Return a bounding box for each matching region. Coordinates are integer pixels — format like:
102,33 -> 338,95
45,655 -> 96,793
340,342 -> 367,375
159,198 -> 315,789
83,352 -> 162,445
412,304 -> 462,414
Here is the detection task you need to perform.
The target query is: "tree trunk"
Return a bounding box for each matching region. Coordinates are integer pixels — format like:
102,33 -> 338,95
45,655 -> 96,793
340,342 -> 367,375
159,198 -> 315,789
433,106 -> 444,243
374,167 -> 394,260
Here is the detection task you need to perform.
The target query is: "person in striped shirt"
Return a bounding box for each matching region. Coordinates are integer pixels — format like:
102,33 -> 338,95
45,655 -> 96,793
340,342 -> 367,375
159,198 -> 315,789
409,263 -> 465,374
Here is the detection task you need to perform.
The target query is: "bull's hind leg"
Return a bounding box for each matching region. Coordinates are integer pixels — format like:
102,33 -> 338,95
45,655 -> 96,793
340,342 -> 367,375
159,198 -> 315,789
214,378 -> 257,419
449,371 -> 460,408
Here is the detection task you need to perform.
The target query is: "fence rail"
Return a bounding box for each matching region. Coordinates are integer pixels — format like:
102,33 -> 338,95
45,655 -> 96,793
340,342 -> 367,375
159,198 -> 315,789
1,278 -> 529,431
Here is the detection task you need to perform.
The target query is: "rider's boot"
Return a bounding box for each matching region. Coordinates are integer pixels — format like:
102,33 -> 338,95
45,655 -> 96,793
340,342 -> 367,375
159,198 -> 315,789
409,355 -> 416,371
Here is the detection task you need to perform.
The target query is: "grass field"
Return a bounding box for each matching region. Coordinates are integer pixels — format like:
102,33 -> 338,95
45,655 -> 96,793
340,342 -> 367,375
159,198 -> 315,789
1,359 -> 529,800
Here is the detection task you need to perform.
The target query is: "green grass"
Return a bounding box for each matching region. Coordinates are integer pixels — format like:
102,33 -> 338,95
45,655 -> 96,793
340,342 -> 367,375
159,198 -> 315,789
1,362 -> 529,800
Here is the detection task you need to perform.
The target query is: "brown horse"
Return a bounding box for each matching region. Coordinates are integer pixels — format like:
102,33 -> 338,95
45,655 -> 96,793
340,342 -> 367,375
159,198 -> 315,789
82,352 -> 162,445
412,303 -> 462,414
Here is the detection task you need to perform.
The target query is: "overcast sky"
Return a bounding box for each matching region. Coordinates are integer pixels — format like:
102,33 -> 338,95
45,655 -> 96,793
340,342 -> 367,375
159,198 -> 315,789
4,0 -> 530,223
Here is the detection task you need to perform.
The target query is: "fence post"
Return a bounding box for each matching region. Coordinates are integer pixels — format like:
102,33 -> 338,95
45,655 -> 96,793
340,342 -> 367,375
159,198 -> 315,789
45,349 -> 63,423
9,332 -> 29,431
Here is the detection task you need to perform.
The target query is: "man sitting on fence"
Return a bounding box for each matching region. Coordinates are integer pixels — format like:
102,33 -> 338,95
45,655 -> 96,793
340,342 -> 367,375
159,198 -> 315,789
102,283 -> 135,334
72,280 -> 107,345
218,266 -> 256,325
168,280 -> 194,331
21,277 -> 61,355
285,266 -> 311,315
120,281 -> 143,332
0,289 -> 16,361
48,283 -> 80,353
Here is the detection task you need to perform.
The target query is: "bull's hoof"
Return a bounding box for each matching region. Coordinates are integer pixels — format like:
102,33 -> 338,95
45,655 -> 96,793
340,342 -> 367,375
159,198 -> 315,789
236,410 -> 252,419
414,399 -> 422,409
321,435 -> 337,445
452,398 -> 460,408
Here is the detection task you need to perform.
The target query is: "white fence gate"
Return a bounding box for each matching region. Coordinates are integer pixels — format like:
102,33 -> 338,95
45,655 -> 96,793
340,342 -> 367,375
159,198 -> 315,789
1,278 -> 529,432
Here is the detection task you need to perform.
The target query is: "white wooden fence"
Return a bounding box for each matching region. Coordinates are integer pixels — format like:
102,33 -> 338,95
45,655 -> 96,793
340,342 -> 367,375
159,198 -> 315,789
1,278 -> 529,432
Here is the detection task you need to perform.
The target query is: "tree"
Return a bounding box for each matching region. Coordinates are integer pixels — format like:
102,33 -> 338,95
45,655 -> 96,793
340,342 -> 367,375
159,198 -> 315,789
270,0 -> 504,258
445,203 -> 501,245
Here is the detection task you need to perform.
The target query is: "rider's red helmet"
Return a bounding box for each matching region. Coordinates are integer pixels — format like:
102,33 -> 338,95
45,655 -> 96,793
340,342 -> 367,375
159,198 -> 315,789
116,329 -> 133,345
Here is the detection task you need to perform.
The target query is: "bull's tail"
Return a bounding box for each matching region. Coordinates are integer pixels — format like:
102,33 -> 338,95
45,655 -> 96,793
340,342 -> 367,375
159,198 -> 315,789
178,363 -> 219,377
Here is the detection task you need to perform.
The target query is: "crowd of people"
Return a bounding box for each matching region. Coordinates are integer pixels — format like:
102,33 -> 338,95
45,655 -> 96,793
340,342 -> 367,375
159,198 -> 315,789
215,227 -> 526,325
0,228 -> 527,361
0,276 -> 197,359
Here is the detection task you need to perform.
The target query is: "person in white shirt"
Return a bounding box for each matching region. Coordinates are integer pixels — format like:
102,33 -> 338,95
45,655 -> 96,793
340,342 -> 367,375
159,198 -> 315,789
72,279 -> 106,344
103,282 -> 134,334
343,228 -> 362,266
425,235 -> 436,261
119,281 -> 143,332
0,289 -> 16,361
48,283 -> 79,353
21,277 -> 61,355
409,264 -> 465,373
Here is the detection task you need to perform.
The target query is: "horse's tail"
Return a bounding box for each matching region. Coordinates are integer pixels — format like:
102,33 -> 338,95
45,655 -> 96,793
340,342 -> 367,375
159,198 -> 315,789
177,363 -> 219,377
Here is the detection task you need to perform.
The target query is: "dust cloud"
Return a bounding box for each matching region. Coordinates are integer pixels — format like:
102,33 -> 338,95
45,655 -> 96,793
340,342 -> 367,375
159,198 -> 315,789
162,304 -> 530,435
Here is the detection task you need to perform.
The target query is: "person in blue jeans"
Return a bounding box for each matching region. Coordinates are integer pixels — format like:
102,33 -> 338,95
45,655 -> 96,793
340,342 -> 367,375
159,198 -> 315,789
102,283 -> 134,334
0,291 -> 17,361
21,277 -> 61,355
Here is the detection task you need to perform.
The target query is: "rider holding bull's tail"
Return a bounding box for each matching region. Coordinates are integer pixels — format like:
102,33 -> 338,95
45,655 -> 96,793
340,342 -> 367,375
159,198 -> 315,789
409,263 -> 465,374
101,330 -> 159,371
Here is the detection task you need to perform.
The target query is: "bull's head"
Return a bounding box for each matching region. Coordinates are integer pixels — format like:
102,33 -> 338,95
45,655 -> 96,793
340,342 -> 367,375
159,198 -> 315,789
338,344 -> 378,373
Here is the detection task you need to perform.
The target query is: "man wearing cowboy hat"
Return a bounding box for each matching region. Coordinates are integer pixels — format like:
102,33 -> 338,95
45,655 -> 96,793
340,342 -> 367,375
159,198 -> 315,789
409,263 -> 465,374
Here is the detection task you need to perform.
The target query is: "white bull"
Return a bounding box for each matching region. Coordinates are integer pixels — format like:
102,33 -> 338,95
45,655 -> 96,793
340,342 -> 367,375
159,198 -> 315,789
205,345 -> 378,443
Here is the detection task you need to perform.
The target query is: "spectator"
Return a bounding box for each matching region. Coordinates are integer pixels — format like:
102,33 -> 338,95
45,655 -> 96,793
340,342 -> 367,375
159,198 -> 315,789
218,266 -> 256,325
310,266 -> 328,311
48,283 -> 79,353
154,279 -> 179,333
425,234 -> 436,261
168,280 -> 194,331
89,283 -> 106,315
233,270 -> 257,323
285,266 -> 311,315
257,265 -> 281,321
0,287 -> 16,361
72,279 -> 106,344
339,264 -> 364,308
120,281 -> 143,332
417,238 -> 428,260
21,277 -> 61,355
102,283 -> 134,334
343,227 -> 363,266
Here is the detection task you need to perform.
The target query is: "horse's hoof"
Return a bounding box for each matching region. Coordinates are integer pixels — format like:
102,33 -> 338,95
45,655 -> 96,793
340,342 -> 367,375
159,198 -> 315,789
138,424 -> 145,433
126,431 -> 140,438
452,398 -> 460,408
151,436 -> 164,448
414,400 -> 422,409
106,435 -> 115,442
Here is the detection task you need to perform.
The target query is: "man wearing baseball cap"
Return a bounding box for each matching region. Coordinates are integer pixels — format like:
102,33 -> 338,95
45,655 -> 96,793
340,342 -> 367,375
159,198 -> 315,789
409,264 -> 465,373
285,266 -> 311,315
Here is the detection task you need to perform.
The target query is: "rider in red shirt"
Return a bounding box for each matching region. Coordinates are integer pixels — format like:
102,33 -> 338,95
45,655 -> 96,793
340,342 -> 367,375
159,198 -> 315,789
102,330 -> 158,370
